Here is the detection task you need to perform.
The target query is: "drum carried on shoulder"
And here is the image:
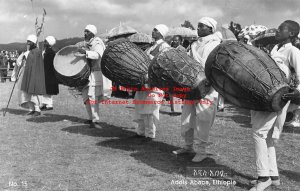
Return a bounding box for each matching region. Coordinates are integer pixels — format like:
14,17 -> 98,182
148,47 -> 209,99
205,40 -> 290,112
53,45 -> 90,89
101,38 -> 150,88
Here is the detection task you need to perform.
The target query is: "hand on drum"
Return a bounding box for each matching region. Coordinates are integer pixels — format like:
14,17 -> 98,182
282,88 -> 300,101
204,79 -> 212,87
78,48 -> 86,55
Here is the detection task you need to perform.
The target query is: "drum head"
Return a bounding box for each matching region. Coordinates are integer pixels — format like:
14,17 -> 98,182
54,45 -> 87,76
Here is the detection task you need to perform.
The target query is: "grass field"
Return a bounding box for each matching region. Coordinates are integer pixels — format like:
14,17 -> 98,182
0,82 -> 299,191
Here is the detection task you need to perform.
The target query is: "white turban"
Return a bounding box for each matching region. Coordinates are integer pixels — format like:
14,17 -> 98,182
198,17 -> 217,33
85,24 -> 97,35
27,34 -> 37,44
45,36 -> 56,46
154,24 -> 169,38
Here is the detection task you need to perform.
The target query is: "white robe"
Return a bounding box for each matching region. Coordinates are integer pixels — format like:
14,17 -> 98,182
181,33 -> 221,149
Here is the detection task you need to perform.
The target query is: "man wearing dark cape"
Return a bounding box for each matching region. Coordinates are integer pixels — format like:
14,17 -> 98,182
20,34 -> 46,116
40,36 -> 59,110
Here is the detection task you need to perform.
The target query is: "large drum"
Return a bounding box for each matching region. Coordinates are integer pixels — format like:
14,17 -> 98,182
205,40 -> 290,112
101,38 -> 150,87
54,45 -> 90,88
149,47 -> 209,98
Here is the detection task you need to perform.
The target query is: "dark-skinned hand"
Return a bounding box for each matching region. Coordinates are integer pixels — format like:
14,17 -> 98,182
282,88 -> 300,101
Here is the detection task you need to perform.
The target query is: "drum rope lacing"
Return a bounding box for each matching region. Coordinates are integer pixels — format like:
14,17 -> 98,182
102,41 -> 149,86
215,42 -> 285,97
150,48 -> 203,90
213,47 -> 267,100
210,43 -> 276,105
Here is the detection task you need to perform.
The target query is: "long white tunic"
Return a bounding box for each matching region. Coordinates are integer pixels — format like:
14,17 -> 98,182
181,33 -> 221,145
134,39 -> 169,121
76,37 -> 112,101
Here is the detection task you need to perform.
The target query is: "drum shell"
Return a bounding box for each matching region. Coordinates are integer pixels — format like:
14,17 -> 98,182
149,47 -> 208,98
183,80 -> 211,100
101,39 -> 150,87
205,40 -> 290,112
54,45 -> 90,88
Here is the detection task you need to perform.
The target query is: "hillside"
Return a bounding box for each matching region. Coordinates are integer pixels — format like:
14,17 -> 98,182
0,37 -> 84,52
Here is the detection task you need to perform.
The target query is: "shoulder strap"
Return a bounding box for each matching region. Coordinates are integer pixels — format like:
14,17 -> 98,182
150,42 -> 165,57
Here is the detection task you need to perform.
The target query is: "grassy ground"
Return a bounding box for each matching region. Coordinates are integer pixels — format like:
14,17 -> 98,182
0,82 -> 299,191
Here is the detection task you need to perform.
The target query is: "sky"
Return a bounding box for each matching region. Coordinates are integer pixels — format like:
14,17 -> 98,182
0,0 -> 300,43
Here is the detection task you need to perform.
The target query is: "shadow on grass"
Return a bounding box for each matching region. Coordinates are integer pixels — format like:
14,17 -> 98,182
26,113 -> 86,123
279,169 -> 300,182
61,122 -> 135,138
159,110 -> 182,117
282,126 -> 300,134
0,108 -> 28,115
62,121 -> 253,189
218,115 -> 251,128
61,122 -> 252,190
99,138 -> 253,189
216,105 -> 251,128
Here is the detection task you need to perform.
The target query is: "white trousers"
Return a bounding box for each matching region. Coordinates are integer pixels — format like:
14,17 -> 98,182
217,95 -> 224,110
39,95 -> 53,107
180,89 -> 218,152
251,101 -> 290,176
84,102 -> 100,122
82,86 -> 103,122
135,114 -> 157,138
134,90 -> 163,138
20,94 -> 41,112
170,95 -> 182,113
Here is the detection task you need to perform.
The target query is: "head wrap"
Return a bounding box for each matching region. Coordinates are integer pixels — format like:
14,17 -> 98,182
154,24 -> 169,38
45,36 -> 56,46
198,17 -> 217,33
85,24 -> 97,35
27,34 -> 37,44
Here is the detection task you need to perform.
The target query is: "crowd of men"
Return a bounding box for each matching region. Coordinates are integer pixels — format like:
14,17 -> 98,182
0,50 -> 19,82
5,15 -> 300,191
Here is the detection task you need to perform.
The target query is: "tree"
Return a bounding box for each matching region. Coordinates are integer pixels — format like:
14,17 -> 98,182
181,20 -> 195,30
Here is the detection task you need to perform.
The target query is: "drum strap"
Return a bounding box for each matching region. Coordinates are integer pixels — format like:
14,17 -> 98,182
150,42 -> 165,57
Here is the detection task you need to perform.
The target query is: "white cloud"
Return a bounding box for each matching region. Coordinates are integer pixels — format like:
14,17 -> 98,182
0,0 -> 299,43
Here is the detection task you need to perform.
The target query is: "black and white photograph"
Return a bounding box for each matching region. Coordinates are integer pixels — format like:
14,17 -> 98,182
0,0 -> 299,190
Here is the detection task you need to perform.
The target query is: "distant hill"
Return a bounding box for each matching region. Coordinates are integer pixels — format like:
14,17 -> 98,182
0,37 -> 84,52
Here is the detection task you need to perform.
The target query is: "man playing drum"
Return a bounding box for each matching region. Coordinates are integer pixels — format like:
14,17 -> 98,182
169,35 -> 185,115
132,24 -> 169,141
172,17 -> 221,162
77,24 -> 112,128
171,35 -> 186,52
249,20 -> 300,191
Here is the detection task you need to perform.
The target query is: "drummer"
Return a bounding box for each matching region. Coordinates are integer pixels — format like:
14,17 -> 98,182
77,24 -> 112,128
171,35 -> 186,52
132,24 -> 169,141
169,35 -> 185,114
249,20 -> 300,191
172,17 -> 221,162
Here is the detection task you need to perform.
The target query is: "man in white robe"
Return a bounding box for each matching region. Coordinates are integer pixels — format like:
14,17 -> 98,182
133,24 -> 169,141
172,17 -> 221,162
77,24 -> 112,128
249,20 -> 300,191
